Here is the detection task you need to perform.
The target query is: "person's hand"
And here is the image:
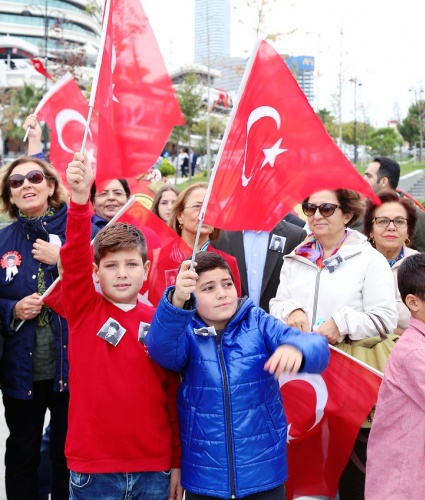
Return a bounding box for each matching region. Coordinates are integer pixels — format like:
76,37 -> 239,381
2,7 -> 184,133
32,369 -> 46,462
287,309 -> 309,332
14,293 -> 44,321
316,318 -> 340,344
32,238 -> 60,266
23,114 -> 42,140
66,151 -> 94,203
264,345 -> 303,379
169,468 -> 183,500
172,260 -> 198,309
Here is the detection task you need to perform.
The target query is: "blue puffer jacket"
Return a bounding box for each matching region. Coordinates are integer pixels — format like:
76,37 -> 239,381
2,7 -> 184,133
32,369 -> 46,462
0,203 -> 98,399
146,292 -> 330,499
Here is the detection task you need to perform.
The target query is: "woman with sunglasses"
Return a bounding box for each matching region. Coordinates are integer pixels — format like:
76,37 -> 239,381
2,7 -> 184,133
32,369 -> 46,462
169,182 -> 242,296
364,190 -> 418,335
270,189 -> 397,500
0,156 -> 73,499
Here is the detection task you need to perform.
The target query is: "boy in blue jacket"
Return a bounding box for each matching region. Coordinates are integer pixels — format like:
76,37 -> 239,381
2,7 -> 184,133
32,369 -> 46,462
146,252 -> 330,500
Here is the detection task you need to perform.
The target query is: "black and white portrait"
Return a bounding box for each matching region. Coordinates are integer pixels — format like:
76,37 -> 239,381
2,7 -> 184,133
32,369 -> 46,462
269,234 -> 286,253
97,318 -> 126,346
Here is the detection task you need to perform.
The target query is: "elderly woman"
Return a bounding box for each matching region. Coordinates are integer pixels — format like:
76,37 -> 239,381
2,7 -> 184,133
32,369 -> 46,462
364,190 -> 418,335
0,157 -> 71,498
151,184 -> 179,223
90,178 -> 131,228
169,182 -> 242,296
270,189 -> 398,500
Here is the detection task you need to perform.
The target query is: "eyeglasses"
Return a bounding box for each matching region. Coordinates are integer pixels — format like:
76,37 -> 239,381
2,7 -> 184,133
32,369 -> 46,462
8,170 -> 48,189
302,202 -> 343,217
372,216 -> 408,228
183,203 -> 203,212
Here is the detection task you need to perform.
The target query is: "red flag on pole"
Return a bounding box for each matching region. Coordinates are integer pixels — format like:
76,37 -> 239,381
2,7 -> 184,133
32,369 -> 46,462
202,40 -> 380,231
280,347 -> 382,499
31,58 -> 52,79
91,0 -> 184,185
35,73 -> 98,181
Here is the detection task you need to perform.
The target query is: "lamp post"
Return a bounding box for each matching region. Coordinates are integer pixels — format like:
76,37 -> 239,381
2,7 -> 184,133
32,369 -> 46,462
409,87 -> 424,163
349,77 -> 362,164
22,0 -> 51,153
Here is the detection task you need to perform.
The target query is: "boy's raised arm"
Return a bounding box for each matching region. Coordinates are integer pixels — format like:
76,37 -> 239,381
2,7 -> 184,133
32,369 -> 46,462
66,151 -> 94,204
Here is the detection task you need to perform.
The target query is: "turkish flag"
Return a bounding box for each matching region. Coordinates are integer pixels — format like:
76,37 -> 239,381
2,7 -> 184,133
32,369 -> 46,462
203,40 -> 380,231
35,73 -> 98,182
31,58 -> 52,79
280,347 -> 382,499
92,0 -> 184,186
113,198 -> 192,307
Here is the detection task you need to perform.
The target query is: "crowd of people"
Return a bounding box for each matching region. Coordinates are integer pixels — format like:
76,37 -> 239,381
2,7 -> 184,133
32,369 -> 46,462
0,116 -> 424,499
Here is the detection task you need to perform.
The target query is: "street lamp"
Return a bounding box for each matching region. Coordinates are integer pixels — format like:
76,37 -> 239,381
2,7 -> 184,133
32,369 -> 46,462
349,77 -> 362,164
408,87 -> 424,163
22,1 -> 65,153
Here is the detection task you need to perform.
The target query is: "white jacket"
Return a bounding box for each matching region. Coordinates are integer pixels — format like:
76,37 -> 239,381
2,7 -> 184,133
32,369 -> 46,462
392,246 -> 418,330
269,230 -> 398,340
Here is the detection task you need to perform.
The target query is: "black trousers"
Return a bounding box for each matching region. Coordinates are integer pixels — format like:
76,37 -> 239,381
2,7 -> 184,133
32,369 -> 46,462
3,379 -> 69,500
339,427 -> 370,500
186,483 -> 286,500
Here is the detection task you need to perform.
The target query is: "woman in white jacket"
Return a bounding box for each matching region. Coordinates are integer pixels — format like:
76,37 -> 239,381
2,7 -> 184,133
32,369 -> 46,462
270,188 -> 398,500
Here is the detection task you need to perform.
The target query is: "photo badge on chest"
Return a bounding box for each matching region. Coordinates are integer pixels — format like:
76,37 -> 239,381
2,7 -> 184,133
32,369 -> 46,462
97,318 -> 126,347
138,322 -> 150,344
269,234 -> 286,253
323,254 -> 345,274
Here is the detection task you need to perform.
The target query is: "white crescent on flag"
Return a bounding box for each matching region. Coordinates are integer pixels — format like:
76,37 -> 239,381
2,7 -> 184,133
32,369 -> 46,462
279,372 -> 328,443
241,106 -> 287,187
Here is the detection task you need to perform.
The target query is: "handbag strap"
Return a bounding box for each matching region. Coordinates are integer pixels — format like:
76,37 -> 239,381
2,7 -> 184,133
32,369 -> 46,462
366,313 -> 389,341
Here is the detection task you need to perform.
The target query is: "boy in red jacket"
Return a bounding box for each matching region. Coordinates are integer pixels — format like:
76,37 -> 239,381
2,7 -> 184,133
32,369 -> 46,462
62,151 -> 182,499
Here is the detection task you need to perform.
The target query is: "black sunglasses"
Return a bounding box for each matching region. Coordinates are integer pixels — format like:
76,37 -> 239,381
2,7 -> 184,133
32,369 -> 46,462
8,170 -> 48,189
302,202 -> 343,217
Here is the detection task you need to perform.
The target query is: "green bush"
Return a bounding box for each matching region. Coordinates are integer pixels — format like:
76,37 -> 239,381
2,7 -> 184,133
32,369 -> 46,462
159,158 -> 176,177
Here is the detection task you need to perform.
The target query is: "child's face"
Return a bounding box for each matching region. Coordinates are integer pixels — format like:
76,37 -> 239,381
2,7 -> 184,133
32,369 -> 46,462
93,249 -> 150,304
194,267 -> 237,330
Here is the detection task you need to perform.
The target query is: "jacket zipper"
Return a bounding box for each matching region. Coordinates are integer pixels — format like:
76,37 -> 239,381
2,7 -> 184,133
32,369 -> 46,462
215,338 -> 236,499
311,268 -> 322,328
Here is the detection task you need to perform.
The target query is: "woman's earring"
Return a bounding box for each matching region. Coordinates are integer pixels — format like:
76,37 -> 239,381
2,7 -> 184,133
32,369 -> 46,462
369,237 -> 375,246
405,238 -> 411,246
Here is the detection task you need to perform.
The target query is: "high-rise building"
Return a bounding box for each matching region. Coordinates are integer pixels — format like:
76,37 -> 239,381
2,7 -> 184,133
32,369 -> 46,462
194,0 -> 230,65
284,55 -> 315,104
0,0 -> 100,86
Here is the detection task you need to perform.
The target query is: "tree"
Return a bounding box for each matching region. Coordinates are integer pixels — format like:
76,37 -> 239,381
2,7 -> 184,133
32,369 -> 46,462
366,128 -> 403,157
192,115 -> 226,153
317,108 -> 338,139
398,100 -> 425,148
2,84 -> 44,149
170,73 -> 203,146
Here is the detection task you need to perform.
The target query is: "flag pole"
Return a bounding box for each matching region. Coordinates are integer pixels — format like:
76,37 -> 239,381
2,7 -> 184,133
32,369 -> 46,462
80,0 -> 112,153
329,345 -> 384,379
189,39 -> 261,270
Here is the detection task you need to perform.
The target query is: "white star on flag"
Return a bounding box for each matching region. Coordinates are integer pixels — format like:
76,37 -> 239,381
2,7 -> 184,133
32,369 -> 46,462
260,138 -> 287,169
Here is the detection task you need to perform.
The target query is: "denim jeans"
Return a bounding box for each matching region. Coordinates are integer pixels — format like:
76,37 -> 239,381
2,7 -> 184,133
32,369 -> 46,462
69,470 -> 171,499
3,379 -> 69,500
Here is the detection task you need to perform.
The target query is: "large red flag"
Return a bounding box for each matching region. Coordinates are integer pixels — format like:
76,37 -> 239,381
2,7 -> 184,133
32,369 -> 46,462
280,347 -> 382,499
203,40 -> 380,231
35,73 -> 98,180
92,0 -> 184,185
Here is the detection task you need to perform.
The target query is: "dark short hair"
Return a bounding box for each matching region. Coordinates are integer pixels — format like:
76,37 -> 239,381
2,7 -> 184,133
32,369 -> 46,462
151,185 -> 180,219
373,157 -> 400,189
398,253 -> 425,304
363,190 -> 417,243
192,251 -> 234,282
90,179 -> 131,204
169,182 -> 221,241
305,189 -> 364,227
109,321 -> 120,331
0,156 -> 68,218
93,222 -> 147,265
